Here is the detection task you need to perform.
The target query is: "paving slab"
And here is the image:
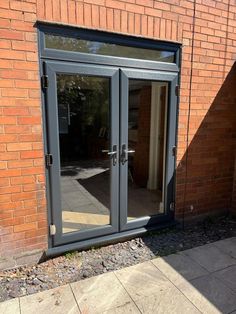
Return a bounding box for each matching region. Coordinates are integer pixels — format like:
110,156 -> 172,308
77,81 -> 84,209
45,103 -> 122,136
151,252 -> 208,286
213,265 -> 236,292
71,271 -> 132,314
178,273 -> 236,314
182,243 -> 236,272
20,285 -> 80,314
1,237 -> 236,314
213,237 -> 236,258
135,284 -> 201,314
102,301 -> 140,314
0,298 -> 20,314
115,261 -> 172,301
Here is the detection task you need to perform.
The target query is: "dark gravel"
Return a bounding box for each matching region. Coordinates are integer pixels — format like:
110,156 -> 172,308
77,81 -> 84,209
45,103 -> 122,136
0,215 -> 236,302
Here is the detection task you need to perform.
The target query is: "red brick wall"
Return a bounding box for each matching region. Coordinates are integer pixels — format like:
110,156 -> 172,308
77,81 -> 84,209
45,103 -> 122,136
1,0 -> 236,261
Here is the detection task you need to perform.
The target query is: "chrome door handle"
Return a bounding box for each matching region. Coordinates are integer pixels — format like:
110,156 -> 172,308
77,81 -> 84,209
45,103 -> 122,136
120,144 -> 135,165
124,149 -> 135,154
102,145 -> 117,165
102,150 -> 116,156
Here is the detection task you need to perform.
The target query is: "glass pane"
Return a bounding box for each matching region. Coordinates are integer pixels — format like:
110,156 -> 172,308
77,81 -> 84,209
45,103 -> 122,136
56,74 -> 111,233
127,80 -> 167,220
45,34 -> 175,63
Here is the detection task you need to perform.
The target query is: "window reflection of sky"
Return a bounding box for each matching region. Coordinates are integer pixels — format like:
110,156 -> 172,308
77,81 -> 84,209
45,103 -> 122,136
46,34 -> 175,62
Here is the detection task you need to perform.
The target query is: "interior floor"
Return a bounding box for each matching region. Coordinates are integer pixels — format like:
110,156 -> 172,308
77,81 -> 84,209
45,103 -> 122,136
61,161 -> 162,233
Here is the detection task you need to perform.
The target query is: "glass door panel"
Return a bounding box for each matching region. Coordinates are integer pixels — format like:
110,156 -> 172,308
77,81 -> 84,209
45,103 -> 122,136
127,80 -> 167,220
46,61 -> 119,246
120,69 -> 178,231
57,74 -> 111,234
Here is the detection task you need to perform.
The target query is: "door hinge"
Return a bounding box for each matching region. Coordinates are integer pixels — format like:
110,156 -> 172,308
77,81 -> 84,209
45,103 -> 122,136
41,75 -> 49,89
175,85 -> 179,96
170,202 -> 175,211
45,154 -> 53,167
172,146 -> 177,157
49,224 -> 56,236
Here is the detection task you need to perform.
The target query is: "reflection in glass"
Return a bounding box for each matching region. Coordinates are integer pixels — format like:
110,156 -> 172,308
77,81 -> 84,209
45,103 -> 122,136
127,80 -> 167,220
45,34 -> 175,63
56,74 -> 111,233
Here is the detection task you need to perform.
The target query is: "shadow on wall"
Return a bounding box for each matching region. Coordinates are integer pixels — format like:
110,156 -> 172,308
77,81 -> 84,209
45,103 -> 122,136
175,62 -> 236,221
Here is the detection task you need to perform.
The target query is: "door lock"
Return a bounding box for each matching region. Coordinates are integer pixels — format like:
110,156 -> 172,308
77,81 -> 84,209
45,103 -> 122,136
102,145 -> 117,166
120,144 -> 135,165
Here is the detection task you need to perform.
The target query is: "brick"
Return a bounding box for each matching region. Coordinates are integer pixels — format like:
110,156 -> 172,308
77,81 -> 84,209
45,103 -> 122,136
0,152 -> 19,161
0,178 -> 10,187
144,7 -> 162,18
37,0 -> 45,19
0,134 -> 18,143
11,176 -> 35,185
0,116 -> 16,125
8,160 -> 33,169
7,142 -> 32,152
128,12 -> 134,33
13,61 -> 38,70
134,13 -> 141,34
0,169 -> 21,178
76,1 -> 84,25
0,0 -> 9,9
0,19 -> 10,28
20,150 -> 43,159
15,80 -> 39,89
0,185 -> 21,195
14,222 -> 37,233
60,0 -> 68,23
0,8 -> 23,20
84,4 -> 92,27
68,0 -> 76,24
10,1 -> 36,13
2,89 -> 28,97
0,69 -> 29,79
18,116 -> 41,125
106,0 -> 125,10
99,6 -> 106,29
0,50 -> 25,60
126,3 -> 144,14
85,0 -> 104,5
92,5 -> 100,28
0,79 -> 13,87
12,41 -> 36,52
11,20 -> 33,32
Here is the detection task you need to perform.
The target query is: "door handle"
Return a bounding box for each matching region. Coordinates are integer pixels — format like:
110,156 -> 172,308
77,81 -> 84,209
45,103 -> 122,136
120,144 -> 135,165
124,149 -> 135,154
102,145 -> 117,166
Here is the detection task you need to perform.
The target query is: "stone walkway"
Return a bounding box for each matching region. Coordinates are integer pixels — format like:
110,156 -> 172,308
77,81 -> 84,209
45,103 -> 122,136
1,237 -> 236,314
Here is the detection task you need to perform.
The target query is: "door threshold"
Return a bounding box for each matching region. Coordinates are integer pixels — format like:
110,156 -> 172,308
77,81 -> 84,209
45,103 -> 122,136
46,220 -> 177,258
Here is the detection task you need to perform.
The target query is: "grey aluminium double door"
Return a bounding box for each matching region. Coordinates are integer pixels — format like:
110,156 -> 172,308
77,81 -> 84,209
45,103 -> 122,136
45,60 -> 177,247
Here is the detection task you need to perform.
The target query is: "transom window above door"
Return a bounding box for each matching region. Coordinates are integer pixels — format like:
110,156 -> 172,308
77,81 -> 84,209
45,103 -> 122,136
45,33 -> 175,63
38,23 -> 180,72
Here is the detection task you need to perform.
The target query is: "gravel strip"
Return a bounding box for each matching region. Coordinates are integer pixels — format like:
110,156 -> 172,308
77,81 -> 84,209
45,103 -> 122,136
0,215 -> 236,302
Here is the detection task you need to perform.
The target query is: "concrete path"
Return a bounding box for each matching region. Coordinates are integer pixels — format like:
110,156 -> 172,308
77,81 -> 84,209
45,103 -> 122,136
1,237 -> 236,314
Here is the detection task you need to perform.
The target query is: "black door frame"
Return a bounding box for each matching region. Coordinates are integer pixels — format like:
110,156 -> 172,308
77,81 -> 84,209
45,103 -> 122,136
38,22 -> 181,252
